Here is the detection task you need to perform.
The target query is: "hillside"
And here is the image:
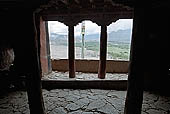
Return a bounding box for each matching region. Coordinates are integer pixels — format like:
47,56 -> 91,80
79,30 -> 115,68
50,29 -> 132,43
108,29 -> 132,43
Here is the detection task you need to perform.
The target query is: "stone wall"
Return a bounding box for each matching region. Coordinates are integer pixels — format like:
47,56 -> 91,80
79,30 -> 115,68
0,46 -> 14,71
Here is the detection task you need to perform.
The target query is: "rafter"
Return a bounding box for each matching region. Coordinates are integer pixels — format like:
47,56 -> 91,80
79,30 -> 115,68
58,0 -> 68,5
89,0 -> 94,3
74,0 -> 80,4
104,0 -> 115,6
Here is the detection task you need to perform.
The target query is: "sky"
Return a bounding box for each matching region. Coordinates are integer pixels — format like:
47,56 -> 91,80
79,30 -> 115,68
48,19 -> 133,36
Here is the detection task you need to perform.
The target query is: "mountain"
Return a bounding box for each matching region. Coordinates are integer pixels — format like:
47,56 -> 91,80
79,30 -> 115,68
50,33 -> 67,41
108,29 -> 132,43
76,34 -> 100,42
50,29 -> 132,43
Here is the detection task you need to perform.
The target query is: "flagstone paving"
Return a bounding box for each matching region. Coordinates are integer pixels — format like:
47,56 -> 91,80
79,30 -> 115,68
0,89 -> 170,114
42,71 -> 128,80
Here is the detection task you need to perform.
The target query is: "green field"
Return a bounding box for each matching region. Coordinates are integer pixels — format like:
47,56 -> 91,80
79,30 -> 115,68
75,41 -> 130,60
52,39 -> 131,60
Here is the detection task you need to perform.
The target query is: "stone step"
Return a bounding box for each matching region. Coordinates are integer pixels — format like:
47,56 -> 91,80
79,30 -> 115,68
42,80 -> 127,90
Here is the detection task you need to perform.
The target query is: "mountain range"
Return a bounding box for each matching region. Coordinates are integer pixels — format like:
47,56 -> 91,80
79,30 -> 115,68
50,29 -> 132,43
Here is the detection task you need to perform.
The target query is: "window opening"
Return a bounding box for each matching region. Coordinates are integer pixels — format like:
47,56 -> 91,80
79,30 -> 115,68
48,21 -> 68,59
75,20 -> 100,60
107,19 -> 133,61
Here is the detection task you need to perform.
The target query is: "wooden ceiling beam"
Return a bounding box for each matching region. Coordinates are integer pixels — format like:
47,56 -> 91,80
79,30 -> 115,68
42,12 -> 133,26
74,0 -> 80,4
58,0 -> 68,5
104,0 -> 115,6
79,0 -> 92,8
42,11 -> 133,19
40,4 -> 133,14
40,7 -> 133,16
89,0 -> 94,3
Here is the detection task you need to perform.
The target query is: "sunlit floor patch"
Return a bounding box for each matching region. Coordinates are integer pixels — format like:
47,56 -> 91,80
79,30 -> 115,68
42,71 -> 128,80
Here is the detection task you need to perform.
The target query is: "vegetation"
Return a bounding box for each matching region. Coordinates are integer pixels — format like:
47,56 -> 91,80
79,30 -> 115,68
75,41 -> 130,60
50,29 -> 132,60
107,42 -> 130,60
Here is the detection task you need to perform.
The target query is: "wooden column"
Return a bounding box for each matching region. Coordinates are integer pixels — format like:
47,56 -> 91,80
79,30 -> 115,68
68,25 -> 75,78
40,18 -> 52,75
45,22 -> 52,73
26,13 -> 46,114
124,7 -> 147,114
98,24 -> 107,79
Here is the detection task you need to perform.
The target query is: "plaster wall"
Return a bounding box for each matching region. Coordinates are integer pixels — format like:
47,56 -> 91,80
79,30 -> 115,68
51,59 -> 129,73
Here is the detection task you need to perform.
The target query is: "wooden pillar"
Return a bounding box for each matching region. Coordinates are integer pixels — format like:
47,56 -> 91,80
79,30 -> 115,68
40,18 -> 52,75
68,25 -> 75,78
124,7 -> 147,114
45,22 -> 52,73
26,13 -> 46,114
98,24 -> 107,79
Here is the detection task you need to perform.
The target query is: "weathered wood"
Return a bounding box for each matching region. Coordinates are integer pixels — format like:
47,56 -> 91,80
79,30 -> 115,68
124,7 -> 147,114
40,18 -> 52,75
74,0 -> 80,4
89,0 -> 93,3
68,25 -> 75,78
40,17 -> 48,75
25,12 -> 46,114
105,0 -> 115,6
98,25 -> 107,79
40,0 -> 133,23
45,21 -> 52,73
59,0 -> 68,5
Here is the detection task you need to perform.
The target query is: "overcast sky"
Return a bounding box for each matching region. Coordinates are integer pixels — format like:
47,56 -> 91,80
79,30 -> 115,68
48,19 -> 133,36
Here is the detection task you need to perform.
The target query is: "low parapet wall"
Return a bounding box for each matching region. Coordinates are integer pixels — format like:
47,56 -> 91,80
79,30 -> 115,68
51,59 -> 129,73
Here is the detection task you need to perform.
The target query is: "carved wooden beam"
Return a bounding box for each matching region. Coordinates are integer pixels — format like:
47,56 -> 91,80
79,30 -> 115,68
41,11 -> 133,25
40,7 -> 133,16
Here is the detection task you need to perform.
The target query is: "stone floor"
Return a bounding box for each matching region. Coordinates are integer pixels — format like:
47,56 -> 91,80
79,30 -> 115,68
0,89 -> 170,114
42,71 -> 128,80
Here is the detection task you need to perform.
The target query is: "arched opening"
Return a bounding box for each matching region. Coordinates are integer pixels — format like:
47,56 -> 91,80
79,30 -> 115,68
75,20 -> 100,60
48,21 -> 68,59
107,19 -> 133,61
42,19 -> 132,80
